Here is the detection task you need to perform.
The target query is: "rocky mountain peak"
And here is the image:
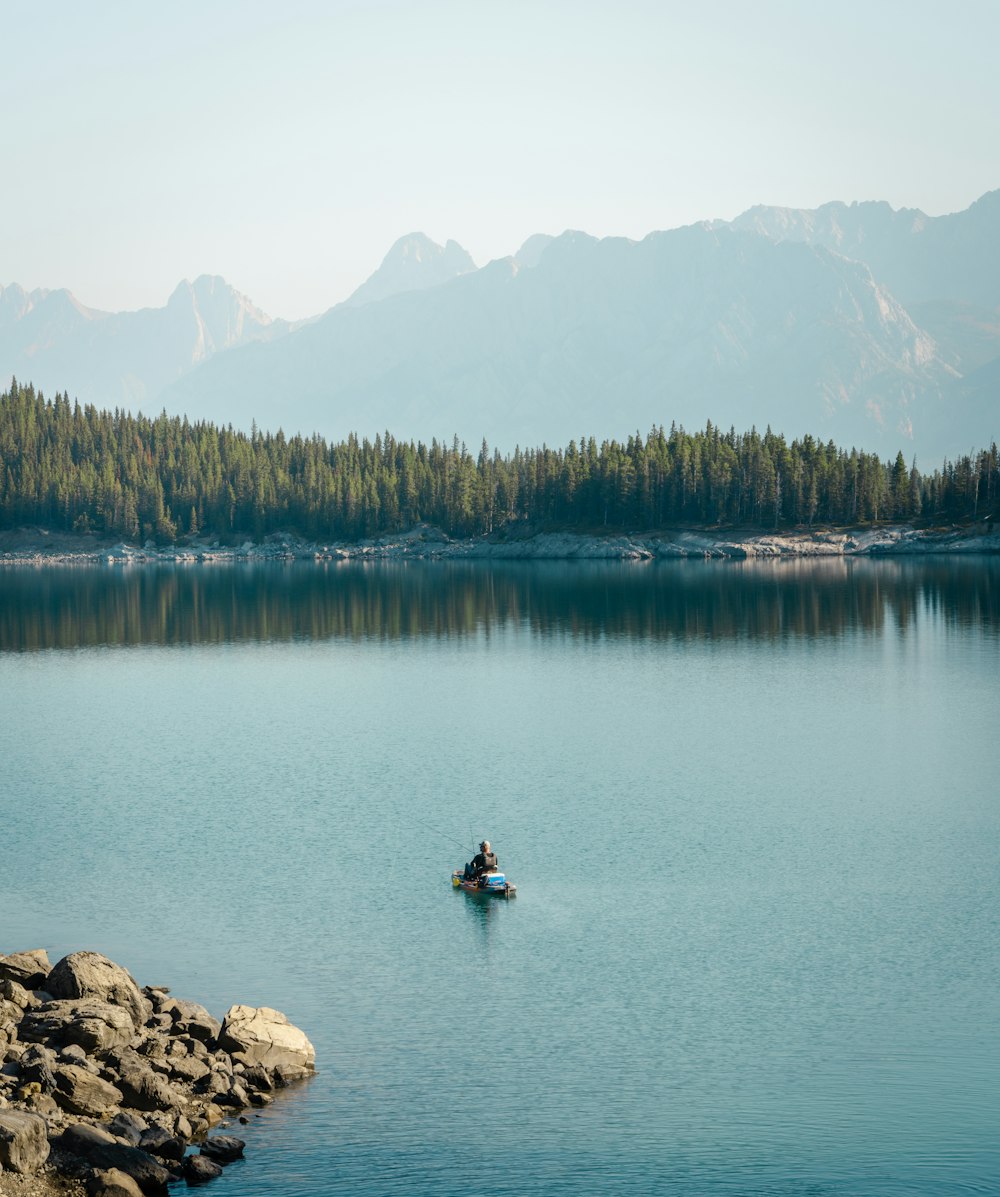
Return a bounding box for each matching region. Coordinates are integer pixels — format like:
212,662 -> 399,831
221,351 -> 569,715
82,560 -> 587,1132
345,232 -> 476,307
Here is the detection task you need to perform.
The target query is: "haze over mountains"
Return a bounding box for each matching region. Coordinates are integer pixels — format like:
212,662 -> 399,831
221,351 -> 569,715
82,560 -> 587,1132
4,193 -> 998,464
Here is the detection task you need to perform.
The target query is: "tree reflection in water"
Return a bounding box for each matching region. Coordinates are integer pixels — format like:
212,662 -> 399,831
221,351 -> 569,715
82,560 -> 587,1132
0,558 -> 996,652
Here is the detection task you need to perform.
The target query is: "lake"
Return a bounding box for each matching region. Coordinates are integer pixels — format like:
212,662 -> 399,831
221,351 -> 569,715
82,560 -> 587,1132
1,558 -> 998,1196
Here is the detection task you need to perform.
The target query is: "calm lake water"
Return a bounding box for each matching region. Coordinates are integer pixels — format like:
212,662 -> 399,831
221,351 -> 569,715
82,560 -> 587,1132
1,559 -> 998,1196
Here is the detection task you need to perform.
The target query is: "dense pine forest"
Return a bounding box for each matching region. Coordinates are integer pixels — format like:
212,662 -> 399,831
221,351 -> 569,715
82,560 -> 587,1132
1,379 -> 996,543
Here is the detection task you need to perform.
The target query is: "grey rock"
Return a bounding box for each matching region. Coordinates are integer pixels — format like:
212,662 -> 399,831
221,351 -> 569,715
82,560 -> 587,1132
0,1109 -> 51,1174
58,1042 -> 91,1065
52,1061 -> 124,1116
199,1134 -> 245,1163
0,997 -> 25,1030
218,1005 -> 315,1075
195,1071 -> 230,1100
241,1063 -> 274,1092
86,1146 -> 173,1196
161,999 -> 220,1044
108,1111 -> 147,1145
21,1090 -> 59,1119
0,950 -> 51,989
0,979 -> 33,1008
138,1125 -> 184,1162
87,1168 -> 145,1197
59,1125 -> 173,1195
116,1064 -> 183,1113
182,1154 -> 223,1185
20,998 -> 136,1056
61,1122 -> 120,1153
168,1055 -> 210,1084
47,952 -> 152,1030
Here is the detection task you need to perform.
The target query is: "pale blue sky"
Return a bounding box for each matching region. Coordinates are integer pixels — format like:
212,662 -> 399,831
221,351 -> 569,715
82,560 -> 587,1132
4,0 -> 998,319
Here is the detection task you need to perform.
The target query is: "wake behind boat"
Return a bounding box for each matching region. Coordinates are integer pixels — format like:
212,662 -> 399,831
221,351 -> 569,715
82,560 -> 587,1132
452,868 -> 517,898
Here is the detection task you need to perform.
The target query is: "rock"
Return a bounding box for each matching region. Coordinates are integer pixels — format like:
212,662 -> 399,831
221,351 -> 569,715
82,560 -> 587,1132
182,1154 -> 223,1185
115,1064 -> 183,1113
0,979 -> 33,1008
47,953 -> 152,1030
137,1125 -> 184,1162
168,1055 -> 210,1084
61,1122 -> 120,1154
199,1134 -> 245,1163
0,950 -> 51,989
211,1080 -> 249,1108
241,1063 -> 274,1092
23,1090 -> 59,1118
195,1071 -> 230,1101
137,1125 -> 183,1163
52,1062 -> 124,1116
161,999 -> 220,1044
108,1111 -> 147,1145
58,1042 -> 91,1065
20,998 -> 137,1055
20,1048 -> 59,1093
218,1006 -> 315,1076
0,1109 -> 51,1174
59,1129 -> 172,1196
88,1167 -> 146,1197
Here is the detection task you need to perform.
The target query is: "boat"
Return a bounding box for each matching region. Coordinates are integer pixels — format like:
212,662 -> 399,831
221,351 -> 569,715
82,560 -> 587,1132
452,869 -> 517,898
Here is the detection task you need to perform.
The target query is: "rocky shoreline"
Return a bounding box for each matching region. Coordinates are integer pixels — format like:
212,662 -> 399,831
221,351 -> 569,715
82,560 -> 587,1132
0,950 -> 315,1196
0,520 -> 998,566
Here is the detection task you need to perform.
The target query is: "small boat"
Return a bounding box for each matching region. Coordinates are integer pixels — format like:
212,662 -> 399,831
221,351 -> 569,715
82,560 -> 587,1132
452,869 -> 517,898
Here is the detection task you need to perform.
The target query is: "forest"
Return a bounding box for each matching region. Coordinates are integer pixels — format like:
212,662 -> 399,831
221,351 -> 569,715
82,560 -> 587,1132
1,379 -> 996,543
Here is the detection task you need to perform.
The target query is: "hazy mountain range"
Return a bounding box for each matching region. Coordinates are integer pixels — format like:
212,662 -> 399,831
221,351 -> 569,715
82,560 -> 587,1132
4,194 -> 999,463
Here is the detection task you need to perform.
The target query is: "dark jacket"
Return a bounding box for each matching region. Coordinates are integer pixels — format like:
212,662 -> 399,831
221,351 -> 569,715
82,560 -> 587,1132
472,850 -> 498,874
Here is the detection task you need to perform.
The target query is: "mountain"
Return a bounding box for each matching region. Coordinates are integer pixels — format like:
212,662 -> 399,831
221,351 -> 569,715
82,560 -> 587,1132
344,233 -> 476,307
0,276 -> 290,408
161,223 -> 954,459
5,193 -> 998,464
729,192 -> 1000,378
730,190 -> 1000,310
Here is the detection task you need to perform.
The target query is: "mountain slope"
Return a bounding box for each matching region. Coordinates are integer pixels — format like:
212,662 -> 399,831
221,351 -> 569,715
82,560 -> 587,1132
161,223 -> 953,458
0,276 -> 290,407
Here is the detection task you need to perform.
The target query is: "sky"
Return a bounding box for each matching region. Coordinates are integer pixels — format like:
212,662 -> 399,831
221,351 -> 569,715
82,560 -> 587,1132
3,0 -> 999,321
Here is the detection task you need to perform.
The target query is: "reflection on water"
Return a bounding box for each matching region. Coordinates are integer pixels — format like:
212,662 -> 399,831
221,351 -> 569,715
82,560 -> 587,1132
0,558 -> 997,651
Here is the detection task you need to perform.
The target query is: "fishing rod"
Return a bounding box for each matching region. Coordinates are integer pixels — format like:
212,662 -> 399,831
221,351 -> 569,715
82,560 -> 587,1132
412,816 -> 477,856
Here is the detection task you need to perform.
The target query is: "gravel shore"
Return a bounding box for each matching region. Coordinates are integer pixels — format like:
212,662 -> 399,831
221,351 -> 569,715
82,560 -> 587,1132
1,521 -> 997,566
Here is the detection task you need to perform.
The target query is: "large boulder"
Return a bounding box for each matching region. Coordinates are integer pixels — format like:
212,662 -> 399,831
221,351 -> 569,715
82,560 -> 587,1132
52,1061 -> 124,1116
115,1063 -> 183,1114
0,1109 -> 50,1174
218,1006 -> 315,1076
19,998 -> 136,1056
0,950 -> 50,989
46,953 -> 151,1030
59,1124 -> 171,1196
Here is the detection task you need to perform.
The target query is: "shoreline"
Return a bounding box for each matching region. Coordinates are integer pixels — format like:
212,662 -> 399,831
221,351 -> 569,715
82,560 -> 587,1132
0,949 -> 314,1196
1,522 -> 998,566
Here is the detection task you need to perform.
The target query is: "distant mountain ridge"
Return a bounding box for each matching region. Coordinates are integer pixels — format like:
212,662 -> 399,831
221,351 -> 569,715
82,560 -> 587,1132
0,275 -> 291,409
4,193 -> 999,463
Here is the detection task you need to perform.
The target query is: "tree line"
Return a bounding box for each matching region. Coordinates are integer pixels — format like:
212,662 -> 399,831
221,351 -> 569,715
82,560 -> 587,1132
1,379 -> 996,543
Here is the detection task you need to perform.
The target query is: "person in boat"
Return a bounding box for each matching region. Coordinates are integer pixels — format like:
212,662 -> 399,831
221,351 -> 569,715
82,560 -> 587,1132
464,840 -> 498,881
